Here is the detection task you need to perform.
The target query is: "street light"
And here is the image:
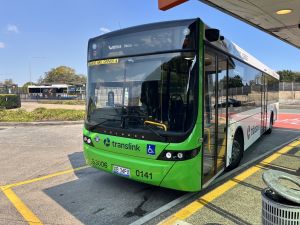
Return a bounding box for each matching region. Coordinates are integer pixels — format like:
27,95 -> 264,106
29,56 -> 46,83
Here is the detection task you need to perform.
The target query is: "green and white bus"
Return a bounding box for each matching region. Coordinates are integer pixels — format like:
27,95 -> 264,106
83,18 -> 279,191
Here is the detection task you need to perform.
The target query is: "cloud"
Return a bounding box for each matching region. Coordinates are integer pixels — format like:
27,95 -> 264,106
0,42 -> 5,48
100,27 -> 111,34
7,24 -> 19,34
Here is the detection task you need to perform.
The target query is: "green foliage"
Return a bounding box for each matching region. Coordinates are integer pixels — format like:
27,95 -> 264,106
39,66 -> 86,84
0,109 -> 34,122
277,70 -> 300,82
22,82 -> 36,94
228,75 -> 244,88
37,100 -> 85,105
4,79 -> 13,85
0,108 -> 85,122
0,94 -> 21,109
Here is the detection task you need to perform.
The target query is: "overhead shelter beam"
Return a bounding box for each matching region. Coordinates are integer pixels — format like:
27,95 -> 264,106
157,0 -> 300,49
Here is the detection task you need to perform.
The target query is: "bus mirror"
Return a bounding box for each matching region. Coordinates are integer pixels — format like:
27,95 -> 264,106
205,29 -> 220,42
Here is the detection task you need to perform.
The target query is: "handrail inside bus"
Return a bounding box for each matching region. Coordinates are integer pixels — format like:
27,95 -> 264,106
144,120 -> 167,131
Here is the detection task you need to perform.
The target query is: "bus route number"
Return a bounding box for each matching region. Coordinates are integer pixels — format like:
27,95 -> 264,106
136,170 -> 153,179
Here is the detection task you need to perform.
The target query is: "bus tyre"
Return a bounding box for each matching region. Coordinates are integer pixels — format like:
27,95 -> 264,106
226,133 -> 244,171
265,114 -> 273,135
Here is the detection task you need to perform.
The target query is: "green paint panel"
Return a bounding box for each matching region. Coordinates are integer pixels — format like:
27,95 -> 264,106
86,131 -> 169,159
84,143 -> 174,186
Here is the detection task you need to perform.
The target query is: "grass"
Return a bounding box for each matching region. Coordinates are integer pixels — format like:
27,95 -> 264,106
0,108 -> 85,122
37,100 -> 85,105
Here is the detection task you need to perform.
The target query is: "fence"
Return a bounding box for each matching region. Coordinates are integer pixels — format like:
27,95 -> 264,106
19,93 -> 86,101
15,82 -> 300,103
279,82 -> 300,104
280,82 -> 300,91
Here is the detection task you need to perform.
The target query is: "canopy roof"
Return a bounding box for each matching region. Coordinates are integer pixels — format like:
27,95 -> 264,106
158,0 -> 300,49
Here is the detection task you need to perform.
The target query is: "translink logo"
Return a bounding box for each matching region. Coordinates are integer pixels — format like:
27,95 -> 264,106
104,138 -> 110,147
112,141 -> 140,151
103,138 -> 140,151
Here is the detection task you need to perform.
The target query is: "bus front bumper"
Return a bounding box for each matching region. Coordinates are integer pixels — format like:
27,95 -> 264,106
83,145 -> 202,192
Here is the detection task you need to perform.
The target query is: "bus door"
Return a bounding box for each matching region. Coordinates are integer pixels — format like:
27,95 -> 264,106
261,74 -> 268,133
203,47 -> 228,185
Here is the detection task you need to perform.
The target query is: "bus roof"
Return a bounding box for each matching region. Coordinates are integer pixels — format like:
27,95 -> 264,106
208,35 -> 280,80
89,18 -> 279,80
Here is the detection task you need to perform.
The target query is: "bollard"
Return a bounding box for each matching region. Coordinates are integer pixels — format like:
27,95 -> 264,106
262,170 -> 300,225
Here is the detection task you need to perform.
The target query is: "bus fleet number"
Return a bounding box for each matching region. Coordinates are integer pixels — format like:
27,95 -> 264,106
136,170 -> 153,179
91,158 -> 108,169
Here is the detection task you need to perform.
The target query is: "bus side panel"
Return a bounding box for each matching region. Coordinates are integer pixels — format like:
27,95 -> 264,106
226,108 -> 262,166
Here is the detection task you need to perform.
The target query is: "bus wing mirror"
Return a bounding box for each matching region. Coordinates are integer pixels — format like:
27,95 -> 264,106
205,29 -> 220,42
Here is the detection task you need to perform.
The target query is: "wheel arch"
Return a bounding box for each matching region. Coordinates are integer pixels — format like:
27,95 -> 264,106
234,126 -> 244,150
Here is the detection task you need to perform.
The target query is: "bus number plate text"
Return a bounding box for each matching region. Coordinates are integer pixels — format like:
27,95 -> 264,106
113,165 -> 130,177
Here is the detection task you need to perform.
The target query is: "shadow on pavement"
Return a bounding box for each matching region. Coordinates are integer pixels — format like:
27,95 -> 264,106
44,153 -> 184,225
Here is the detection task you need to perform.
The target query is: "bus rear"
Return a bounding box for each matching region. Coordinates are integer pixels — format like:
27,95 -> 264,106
83,19 -> 203,192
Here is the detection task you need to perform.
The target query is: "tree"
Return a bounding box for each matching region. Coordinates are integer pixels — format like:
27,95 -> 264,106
4,79 -> 13,85
228,75 -> 244,88
22,82 -> 36,94
39,66 -> 86,84
277,70 -> 300,82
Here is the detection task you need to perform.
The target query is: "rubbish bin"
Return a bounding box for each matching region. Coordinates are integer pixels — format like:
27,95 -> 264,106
262,170 -> 300,225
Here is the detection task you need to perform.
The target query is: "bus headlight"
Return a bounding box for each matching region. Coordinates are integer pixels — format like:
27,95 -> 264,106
166,152 -> 172,159
157,148 -> 200,161
83,135 -> 94,146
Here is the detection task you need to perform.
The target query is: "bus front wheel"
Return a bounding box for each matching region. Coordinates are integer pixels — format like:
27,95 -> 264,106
226,132 -> 244,171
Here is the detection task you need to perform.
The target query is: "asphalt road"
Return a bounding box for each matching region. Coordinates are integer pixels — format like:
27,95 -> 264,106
0,109 -> 299,225
0,124 -> 183,225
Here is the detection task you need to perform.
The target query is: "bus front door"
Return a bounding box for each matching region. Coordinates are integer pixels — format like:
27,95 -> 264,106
203,48 -> 227,186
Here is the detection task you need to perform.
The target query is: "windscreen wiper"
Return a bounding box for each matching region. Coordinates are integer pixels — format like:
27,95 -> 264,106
143,123 -> 167,141
120,113 -> 167,140
88,118 -> 122,131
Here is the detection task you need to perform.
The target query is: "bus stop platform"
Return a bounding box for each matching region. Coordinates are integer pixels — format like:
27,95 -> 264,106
159,138 -> 300,225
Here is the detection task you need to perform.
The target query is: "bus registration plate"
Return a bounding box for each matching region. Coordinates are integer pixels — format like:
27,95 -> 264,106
113,165 -> 130,177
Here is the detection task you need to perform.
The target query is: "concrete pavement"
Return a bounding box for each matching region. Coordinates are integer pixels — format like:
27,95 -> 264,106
158,139 -> 300,225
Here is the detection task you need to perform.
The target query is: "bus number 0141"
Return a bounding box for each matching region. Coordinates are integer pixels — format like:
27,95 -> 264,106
136,170 -> 153,179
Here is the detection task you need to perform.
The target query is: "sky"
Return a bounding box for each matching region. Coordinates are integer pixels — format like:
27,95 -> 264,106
0,0 -> 300,85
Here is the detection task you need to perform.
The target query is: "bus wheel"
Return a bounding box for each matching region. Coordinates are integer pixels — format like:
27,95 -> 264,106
265,113 -> 273,135
226,133 -> 244,171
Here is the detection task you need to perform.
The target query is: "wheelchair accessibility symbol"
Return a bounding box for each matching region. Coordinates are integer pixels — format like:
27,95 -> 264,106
147,144 -> 156,156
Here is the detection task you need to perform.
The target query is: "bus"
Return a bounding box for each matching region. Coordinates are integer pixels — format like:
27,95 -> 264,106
28,84 -> 85,99
83,18 -> 279,192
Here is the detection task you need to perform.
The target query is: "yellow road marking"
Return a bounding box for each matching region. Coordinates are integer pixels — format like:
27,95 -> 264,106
159,139 -> 300,225
2,188 -> 43,225
0,165 -> 89,225
1,165 -> 89,190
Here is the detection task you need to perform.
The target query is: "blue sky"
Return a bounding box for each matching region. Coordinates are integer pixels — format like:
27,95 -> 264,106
0,0 -> 299,85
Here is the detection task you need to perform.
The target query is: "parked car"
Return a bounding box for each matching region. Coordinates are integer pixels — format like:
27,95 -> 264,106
215,98 -> 241,108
